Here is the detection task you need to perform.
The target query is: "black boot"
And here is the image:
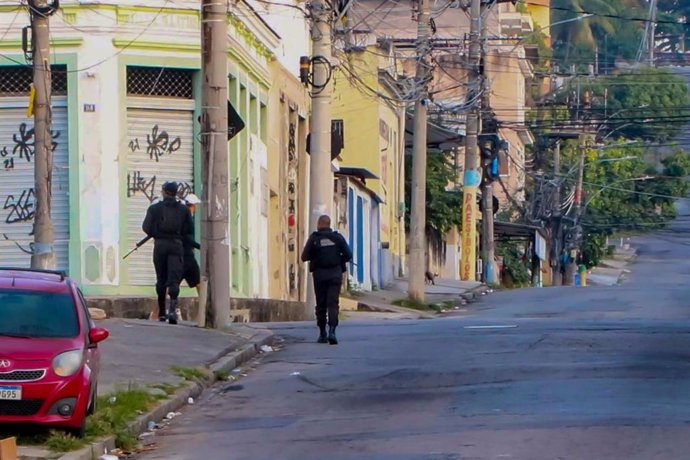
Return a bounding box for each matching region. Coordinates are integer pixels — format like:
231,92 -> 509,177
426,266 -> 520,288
317,326 -> 328,344
168,299 -> 178,325
158,299 -> 167,322
328,326 -> 338,345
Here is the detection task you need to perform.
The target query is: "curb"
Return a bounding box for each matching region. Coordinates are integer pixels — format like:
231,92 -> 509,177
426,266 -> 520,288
44,328 -> 275,460
459,284 -> 490,302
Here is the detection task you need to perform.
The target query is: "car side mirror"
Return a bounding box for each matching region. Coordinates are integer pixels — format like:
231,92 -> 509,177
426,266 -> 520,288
88,327 -> 109,345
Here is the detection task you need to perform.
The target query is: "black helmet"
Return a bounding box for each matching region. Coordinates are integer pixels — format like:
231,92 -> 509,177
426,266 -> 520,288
162,181 -> 178,195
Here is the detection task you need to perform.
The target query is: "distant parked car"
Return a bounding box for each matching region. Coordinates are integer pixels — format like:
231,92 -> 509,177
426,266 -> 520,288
0,268 -> 109,437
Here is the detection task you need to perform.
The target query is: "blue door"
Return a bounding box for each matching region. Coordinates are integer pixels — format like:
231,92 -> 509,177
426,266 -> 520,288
356,196 -> 364,284
348,188 -> 355,277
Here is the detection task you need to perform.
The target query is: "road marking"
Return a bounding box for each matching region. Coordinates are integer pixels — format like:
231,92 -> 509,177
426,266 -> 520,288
464,325 -> 518,329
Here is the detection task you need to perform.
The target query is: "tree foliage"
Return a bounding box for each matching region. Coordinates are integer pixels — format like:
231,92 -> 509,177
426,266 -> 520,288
404,151 -> 462,238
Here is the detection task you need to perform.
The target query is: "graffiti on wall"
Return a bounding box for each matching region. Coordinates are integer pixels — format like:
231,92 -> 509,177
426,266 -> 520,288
127,125 -> 192,203
0,124 -> 62,256
128,125 -> 182,162
0,123 -> 60,170
287,120 -> 298,292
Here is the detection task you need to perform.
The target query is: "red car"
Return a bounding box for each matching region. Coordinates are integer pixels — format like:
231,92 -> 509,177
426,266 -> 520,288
0,268 -> 109,437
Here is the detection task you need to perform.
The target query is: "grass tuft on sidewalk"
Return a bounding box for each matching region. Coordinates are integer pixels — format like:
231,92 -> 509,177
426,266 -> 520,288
16,386 -> 168,453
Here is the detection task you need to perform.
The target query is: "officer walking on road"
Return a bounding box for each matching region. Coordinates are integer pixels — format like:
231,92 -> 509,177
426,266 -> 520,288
301,215 -> 352,344
143,181 -> 193,325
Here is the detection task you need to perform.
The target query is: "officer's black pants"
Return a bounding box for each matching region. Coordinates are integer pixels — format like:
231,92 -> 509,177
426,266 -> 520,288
314,277 -> 342,328
153,239 -> 184,315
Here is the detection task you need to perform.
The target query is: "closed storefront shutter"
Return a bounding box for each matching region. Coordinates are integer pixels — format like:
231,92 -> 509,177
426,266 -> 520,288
0,96 -> 70,270
125,97 -> 195,286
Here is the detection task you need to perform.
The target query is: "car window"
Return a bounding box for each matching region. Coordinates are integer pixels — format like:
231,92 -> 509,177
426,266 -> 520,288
77,289 -> 94,329
0,289 -> 79,338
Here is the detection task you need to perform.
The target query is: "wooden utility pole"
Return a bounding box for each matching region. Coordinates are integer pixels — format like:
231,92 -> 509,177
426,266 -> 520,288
201,0 -> 230,329
461,0 -> 481,282
407,0 -> 432,302
305,0 -> 334,314
29,0 -> 56,269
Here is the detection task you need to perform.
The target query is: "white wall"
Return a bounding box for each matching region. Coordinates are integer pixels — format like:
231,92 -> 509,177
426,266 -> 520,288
245,0 -> 311,76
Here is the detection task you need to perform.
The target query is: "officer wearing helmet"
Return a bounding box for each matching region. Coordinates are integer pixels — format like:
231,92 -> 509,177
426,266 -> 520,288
182,193 -> 202,295
142,181 -> 193,324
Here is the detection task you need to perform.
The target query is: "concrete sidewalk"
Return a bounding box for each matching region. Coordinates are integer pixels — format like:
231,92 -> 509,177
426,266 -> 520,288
352,278 -> 487,318
96,319 -> 267,395
587,245 -> 638,286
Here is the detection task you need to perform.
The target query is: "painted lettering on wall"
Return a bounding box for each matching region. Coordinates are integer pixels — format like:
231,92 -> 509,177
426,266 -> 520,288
0,123 -> 61,170
127,170 -> 192,203
128,125 -> 182,162
4,188 -> 35,224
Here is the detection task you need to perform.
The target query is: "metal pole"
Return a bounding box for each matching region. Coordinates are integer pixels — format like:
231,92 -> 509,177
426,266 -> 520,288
407,0 -> 432,302
201,0 -> 230,329
29,0 -> 56,269
306,0 -> 334,315
461,0 -> 481,282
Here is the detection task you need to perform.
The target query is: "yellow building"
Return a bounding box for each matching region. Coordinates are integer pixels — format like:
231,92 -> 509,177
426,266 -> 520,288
331,44 -> 407,287
526,0 -> 551,45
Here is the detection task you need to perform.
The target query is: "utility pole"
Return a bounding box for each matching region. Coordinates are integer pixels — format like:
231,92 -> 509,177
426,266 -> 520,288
551,141 -> 562,286
564,139 -> 586,285
29,0 -> 57,269
407,0 -> 432,302
479,3 -> 495,286
461,0 -> 481,282
306,0 -> 334,313
201,0 -> 230,329
649,0 -> 657,67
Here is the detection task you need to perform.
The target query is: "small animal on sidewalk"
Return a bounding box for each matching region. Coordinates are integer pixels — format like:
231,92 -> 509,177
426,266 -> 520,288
425,271 -> 438,285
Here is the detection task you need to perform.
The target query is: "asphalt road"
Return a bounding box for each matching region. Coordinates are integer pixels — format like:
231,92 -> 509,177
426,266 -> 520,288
136,208 -> 690,460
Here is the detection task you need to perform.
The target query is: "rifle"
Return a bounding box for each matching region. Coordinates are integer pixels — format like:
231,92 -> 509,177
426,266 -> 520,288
123,235 -> 152,260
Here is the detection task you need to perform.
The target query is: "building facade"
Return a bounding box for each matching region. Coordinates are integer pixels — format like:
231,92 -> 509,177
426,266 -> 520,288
0,0 -> 310,300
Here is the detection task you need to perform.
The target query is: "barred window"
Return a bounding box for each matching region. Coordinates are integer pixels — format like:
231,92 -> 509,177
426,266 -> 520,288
0,65 -> 67,97
127,66 -> 194,99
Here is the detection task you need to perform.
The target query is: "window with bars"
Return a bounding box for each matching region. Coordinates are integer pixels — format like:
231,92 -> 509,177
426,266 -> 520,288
126,66 -> 194,99
0,65 -> 67,97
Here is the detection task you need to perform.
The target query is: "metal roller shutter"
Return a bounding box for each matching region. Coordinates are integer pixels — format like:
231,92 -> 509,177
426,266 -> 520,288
0,96 -> 69,270
125,98 -> 195,286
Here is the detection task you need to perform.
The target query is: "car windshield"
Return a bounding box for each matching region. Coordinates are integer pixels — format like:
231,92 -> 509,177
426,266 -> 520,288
0,289 -> 79,338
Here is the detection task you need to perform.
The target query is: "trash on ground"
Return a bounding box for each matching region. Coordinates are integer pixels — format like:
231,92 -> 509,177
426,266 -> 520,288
187,397 -> 194,404
109,396 -> 117,404
291,371 -> 301,376
260,345 -> 273,353
166,412 -> 177,420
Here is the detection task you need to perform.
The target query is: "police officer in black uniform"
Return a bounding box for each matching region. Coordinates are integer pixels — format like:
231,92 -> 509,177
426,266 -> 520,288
142,181 -> 193,325
301,215 -> 353,344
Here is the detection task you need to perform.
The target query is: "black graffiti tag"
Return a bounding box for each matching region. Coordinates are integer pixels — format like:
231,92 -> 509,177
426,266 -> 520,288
145,125 -> 181,162
0,123 -> 61,168
127,171 -> 157,203
4,188 -> 35,224
128,138 -> 140,153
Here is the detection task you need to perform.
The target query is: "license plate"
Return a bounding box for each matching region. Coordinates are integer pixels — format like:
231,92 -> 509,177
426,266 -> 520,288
0,386 -> 21,400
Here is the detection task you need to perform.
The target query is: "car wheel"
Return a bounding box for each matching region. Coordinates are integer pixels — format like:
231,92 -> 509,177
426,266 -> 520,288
87,385 -> 97,416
